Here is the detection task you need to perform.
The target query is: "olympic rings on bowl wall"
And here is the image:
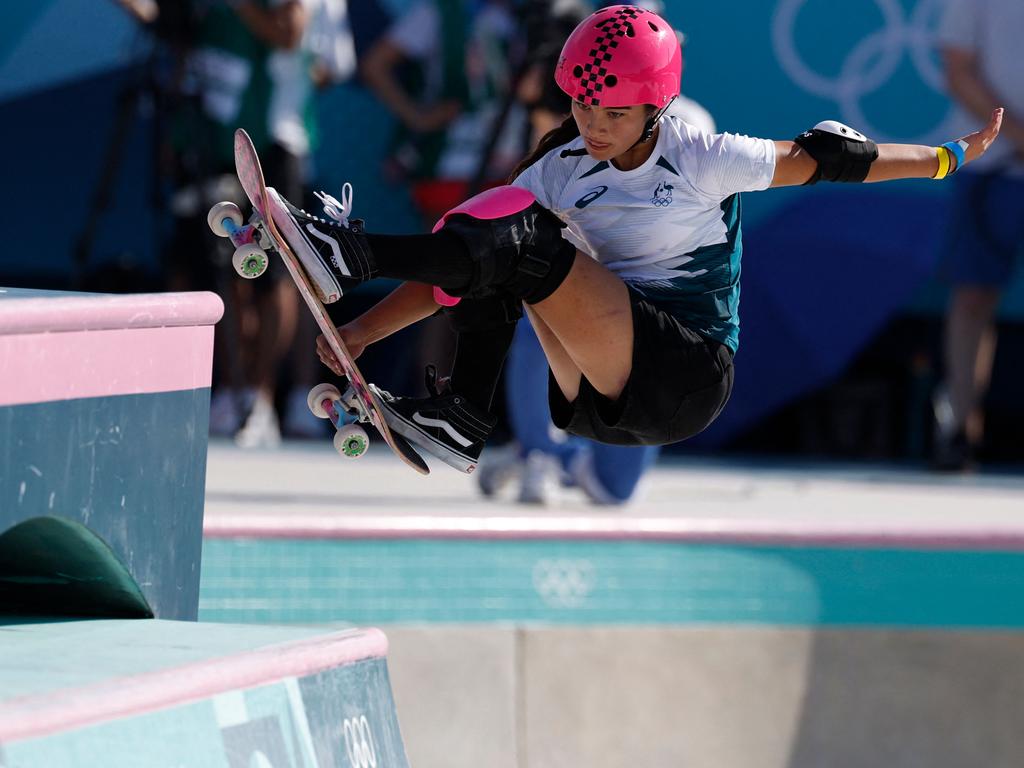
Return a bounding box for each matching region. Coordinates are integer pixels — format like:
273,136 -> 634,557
771,0 -> 961,144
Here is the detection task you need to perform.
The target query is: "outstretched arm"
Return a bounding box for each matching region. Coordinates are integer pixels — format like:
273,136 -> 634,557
317,282 -> 439,375
770,108 -> 1004,188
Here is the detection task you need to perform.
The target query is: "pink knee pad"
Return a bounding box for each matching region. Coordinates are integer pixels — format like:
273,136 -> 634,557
431,186 -> 538,307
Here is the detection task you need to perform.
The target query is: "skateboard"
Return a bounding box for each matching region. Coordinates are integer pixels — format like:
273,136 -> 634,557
206,128 -> 429,475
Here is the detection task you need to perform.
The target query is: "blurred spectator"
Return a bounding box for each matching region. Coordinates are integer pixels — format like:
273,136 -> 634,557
360,0 -> 526,221
159,0 -> 353,446
476,1 -> 714,505
281,0 -> 358,441
933,0 -> 1024,471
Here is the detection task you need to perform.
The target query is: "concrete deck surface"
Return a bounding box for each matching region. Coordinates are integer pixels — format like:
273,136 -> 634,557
203,439 -> 1024,544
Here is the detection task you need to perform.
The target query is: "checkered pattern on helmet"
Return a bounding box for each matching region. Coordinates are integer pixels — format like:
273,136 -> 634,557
576,6 -> 643,107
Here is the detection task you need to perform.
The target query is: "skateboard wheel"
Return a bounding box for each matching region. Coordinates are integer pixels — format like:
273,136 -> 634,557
207,201 -> 243,237
334,425 -> 369,459
232,243 -> 269,279
307,383 -> 341,419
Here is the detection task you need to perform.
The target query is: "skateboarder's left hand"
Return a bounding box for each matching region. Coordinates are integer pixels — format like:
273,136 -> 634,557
316,324 -> 365,376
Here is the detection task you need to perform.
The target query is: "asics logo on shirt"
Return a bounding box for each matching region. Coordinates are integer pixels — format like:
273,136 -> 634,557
651,182 -> 674,207
574,186 -> 609,208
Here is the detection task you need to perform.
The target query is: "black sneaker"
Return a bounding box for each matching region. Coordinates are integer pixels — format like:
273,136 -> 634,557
372,367 -> 496,474
266,187 -> 377,304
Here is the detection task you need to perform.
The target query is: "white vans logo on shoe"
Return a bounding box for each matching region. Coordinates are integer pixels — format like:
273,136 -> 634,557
305,223 -> 351,276
412,412 -> 473,447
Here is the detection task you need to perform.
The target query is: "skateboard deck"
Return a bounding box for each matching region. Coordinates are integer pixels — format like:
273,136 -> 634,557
231,128 -> 429,475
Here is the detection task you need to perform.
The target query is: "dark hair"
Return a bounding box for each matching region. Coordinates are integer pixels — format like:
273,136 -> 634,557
508,115 -> 581,183
507,104 -> 660,183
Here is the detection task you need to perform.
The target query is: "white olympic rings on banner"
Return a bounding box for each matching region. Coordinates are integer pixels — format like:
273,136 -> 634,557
772,0 -> 960,143
343,715 -> 378,768
533,558 -> 597,608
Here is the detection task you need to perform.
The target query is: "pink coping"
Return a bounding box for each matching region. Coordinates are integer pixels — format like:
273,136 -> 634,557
0,291 -> 224,336
0,325 -> 215,406
202,515 -> 1024,551
0,627 -> 388,744
430,186 -> 539,307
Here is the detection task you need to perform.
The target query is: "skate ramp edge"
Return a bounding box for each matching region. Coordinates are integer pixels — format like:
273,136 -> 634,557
0,288 -> 223,620
0,620 -> 409,768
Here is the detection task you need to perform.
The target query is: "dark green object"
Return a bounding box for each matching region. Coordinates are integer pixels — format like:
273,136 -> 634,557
0,516 -> 151,618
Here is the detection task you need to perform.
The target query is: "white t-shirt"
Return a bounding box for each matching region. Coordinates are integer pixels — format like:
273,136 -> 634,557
512,116 -> 774,281
512,116 -> 775,350
939,0 -> 1024,174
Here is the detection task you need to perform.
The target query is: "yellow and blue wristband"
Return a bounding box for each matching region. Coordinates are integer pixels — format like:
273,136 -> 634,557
944,139 -> 968,173
933,146 -> 952,180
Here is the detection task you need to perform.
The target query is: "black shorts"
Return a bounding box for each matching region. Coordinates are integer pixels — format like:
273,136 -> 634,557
548,288 -> 734,446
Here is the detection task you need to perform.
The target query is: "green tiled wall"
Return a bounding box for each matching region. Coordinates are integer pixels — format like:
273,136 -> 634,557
199,538 -> 1024,628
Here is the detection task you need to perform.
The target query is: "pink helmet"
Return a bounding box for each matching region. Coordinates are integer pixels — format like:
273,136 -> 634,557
555,5 -> 681,109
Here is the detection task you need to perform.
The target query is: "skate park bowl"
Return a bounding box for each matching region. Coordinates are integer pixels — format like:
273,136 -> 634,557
0,288 -> 412,767
200,448 -> 1024,768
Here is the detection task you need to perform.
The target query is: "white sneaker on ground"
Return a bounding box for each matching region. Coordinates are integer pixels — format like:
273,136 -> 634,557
234,392 -> 281,449
518,450 -> 559,505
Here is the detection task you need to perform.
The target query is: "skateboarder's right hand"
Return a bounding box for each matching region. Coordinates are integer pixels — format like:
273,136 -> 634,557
316,324 -> 366,376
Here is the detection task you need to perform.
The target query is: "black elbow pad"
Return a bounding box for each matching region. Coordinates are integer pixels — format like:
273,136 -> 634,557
794,120 -> 879,184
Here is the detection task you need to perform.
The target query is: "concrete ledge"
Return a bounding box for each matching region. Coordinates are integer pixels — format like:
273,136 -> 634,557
0,289 -> 223,406
0,290 -> 224,335
0,619 -> 408,768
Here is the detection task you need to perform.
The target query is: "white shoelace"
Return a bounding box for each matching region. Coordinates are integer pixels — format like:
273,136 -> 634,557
314,182 -> 354,226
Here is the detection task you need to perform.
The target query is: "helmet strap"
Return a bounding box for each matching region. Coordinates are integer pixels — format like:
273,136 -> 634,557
633,97 -> 676,147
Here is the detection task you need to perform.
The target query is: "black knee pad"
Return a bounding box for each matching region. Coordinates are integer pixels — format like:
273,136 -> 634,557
436,186 -> 577,304
445,293 -> 523,332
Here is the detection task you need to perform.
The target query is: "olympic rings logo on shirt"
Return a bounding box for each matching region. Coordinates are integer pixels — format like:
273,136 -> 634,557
651,181 -> 674,207
343,715 -> 378,768
771,0 -> 961,144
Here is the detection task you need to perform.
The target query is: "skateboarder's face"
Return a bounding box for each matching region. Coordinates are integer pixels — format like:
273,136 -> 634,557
571,101 -> 654,170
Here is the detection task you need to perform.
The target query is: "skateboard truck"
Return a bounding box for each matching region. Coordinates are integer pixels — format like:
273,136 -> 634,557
307,383 -> 370,459
207,201 -> 270,279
